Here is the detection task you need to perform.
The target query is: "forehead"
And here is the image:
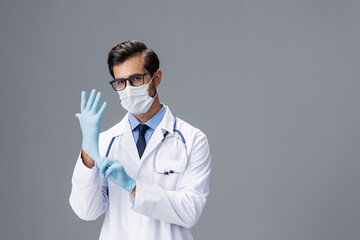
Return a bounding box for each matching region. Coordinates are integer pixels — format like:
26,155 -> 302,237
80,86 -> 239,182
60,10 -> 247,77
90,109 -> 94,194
113,55 -> 146,79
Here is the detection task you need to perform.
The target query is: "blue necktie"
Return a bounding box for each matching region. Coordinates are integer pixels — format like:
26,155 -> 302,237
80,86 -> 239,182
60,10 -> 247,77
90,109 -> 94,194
136,124 -> 149,159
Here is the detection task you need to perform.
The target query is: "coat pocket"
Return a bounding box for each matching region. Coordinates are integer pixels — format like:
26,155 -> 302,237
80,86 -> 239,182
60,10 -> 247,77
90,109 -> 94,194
154,160 -> 187,191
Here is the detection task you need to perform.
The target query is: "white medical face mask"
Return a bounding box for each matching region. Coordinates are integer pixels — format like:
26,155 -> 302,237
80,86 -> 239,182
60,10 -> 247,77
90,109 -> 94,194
117,74 -> 157,114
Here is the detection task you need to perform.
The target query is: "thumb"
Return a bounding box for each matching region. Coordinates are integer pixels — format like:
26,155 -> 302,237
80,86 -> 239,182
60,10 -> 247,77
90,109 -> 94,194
105,165 -> 117,178
75,113 -> 81,119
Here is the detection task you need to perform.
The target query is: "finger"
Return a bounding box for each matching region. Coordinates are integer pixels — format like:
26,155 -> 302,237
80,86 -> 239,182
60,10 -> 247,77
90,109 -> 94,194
75,113 -> 81,119
99,158 -> 110,174
99,158 -> 113,175
85,89 -> 96,111
97,102 -> 107,117
91,92 -> 101,113
80,91 -> 86,112
105,165 -> 117,178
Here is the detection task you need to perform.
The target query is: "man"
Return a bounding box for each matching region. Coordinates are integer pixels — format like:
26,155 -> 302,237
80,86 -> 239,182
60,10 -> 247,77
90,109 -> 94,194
69,40 -> 211,240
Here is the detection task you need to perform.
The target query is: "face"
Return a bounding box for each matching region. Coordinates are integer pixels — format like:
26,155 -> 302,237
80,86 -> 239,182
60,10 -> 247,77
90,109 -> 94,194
113,55 -> 161,97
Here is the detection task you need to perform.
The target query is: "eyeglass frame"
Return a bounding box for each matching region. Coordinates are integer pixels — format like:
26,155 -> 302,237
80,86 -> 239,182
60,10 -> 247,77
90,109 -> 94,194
109,72 -> 151,91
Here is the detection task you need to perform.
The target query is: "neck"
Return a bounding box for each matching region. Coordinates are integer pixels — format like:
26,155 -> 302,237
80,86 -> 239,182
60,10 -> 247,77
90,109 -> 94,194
132,96 -> 162,123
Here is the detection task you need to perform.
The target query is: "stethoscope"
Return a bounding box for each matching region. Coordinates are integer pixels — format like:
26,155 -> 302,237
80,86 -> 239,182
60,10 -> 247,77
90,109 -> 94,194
105,113 -> 189,175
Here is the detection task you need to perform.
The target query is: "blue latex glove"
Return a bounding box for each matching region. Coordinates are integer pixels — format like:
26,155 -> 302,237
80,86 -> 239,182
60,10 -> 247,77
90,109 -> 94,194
99,157 -> 136,193
75,89 -> 107,166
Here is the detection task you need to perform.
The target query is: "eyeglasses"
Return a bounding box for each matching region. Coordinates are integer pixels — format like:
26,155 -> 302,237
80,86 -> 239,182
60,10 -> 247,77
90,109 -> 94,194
109,72 -> 151,91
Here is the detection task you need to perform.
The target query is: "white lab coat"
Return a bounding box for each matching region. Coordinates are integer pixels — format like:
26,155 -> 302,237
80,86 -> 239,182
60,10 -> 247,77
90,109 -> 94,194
69,104 -> 211,240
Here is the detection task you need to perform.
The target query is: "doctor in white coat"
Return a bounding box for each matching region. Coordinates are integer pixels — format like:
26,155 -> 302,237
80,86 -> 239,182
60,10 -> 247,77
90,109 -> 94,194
69,40 -> 211,240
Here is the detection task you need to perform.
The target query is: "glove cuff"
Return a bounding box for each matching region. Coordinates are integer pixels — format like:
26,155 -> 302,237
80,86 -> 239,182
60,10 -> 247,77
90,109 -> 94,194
126,178 -> 136,193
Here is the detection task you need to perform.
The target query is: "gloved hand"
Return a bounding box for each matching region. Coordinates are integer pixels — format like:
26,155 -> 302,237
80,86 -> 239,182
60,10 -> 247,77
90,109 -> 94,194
99,157 -> 136,193
75,89 -> 107,166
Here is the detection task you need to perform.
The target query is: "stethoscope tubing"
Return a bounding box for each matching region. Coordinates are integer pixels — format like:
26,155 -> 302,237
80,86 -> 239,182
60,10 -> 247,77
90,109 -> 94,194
105,114 -> 188,175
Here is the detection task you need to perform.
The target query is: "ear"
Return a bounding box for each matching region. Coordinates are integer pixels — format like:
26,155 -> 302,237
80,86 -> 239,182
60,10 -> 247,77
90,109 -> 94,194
154,69 -> 162,87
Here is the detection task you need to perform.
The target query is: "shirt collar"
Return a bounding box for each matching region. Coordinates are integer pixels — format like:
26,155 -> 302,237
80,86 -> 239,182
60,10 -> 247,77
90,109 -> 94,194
107,103 -> 174,138
128,103 -> 167,131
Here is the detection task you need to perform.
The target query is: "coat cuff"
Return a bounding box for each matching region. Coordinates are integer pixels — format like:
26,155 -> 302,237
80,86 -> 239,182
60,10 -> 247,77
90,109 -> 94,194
74,152 -> 100,182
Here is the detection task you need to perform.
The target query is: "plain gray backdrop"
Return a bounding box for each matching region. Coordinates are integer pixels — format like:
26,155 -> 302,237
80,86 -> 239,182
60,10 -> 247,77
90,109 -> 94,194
0,0 -> 359,239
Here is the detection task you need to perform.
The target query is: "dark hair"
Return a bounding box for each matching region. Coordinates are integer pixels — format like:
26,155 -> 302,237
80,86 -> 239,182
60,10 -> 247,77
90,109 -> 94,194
107,40 -> 160,79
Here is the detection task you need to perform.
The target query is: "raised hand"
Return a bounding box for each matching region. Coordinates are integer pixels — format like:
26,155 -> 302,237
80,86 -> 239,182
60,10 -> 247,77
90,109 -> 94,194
75,89 -> 107,166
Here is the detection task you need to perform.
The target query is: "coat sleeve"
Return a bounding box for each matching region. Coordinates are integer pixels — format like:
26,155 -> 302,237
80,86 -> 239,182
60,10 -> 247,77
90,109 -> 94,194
69,133 -> 109,221
130,130 -> 211,228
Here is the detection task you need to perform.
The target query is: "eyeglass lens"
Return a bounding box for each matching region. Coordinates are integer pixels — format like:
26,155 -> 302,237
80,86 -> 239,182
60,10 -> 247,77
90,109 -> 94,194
112,74 -> 145,91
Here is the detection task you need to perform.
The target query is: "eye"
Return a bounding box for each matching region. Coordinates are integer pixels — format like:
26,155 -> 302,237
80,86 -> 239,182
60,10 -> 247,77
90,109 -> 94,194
133,75 -> 142,81
115,79 -> 126,89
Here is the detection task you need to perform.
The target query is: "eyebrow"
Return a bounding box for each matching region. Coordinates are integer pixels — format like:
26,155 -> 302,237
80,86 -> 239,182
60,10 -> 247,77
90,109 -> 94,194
115,73 -> 143,80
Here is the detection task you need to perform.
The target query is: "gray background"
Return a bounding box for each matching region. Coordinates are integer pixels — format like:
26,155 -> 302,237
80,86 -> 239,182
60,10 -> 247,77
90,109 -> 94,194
0,0 -> 359,239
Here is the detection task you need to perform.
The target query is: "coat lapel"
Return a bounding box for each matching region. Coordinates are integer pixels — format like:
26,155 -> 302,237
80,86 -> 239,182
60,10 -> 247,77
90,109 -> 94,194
110,112 -> 140,164
139,106 -> 174,163
112,106 -> 175,171
120,118 -> 141,163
